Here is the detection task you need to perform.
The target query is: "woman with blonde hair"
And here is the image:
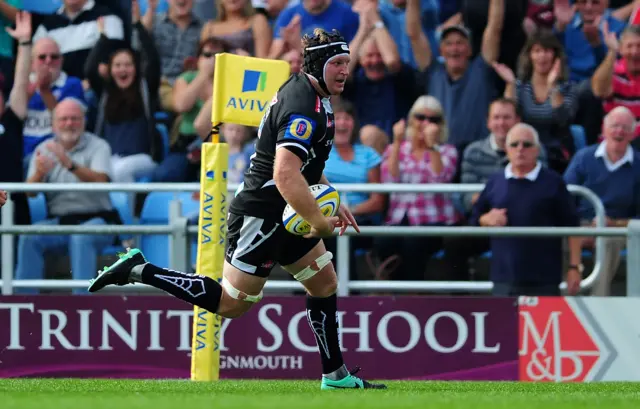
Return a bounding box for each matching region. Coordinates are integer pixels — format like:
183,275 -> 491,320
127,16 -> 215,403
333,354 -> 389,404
200,0 -> 271,57
368,95 -> 460,281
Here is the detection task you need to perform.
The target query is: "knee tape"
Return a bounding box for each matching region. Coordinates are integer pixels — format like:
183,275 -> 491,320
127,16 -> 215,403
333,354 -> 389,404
222,277 -> 263,303
293,252 -> 333,282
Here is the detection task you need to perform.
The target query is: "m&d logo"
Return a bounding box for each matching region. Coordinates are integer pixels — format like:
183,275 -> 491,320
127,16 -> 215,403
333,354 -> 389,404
242,70 -> 268,93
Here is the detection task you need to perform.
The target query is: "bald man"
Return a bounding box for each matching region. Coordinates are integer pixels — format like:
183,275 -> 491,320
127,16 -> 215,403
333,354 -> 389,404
471,123 -> 582,296
16,98 -> 118,295
23,37 -> 85,165
565,106 -> 640,296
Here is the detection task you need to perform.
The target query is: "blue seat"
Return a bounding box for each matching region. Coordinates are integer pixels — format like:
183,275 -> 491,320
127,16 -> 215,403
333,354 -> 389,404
22,0 -> 61,13
101,192 -> 135,255
140,192 -> 200,267
571,125 -> 587,151
583,248 -> 627,258
28,193 -> 47,223
156,123 -> 170,159
154,111 -> 170,122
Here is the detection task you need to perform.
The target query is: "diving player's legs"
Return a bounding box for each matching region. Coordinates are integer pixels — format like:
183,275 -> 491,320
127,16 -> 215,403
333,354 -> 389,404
281,240 -> 387,390
87,247 -> 265,319
87,213 -> 275,319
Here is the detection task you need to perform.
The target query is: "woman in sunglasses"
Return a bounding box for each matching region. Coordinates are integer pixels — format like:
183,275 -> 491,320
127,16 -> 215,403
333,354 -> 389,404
368,95 -> 460,281
85,11 -> 162,185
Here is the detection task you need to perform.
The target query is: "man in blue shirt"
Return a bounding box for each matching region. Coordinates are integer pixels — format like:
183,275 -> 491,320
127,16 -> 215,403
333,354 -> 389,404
554,0 -> 626,83
378,0 -> 440,69
564,106 -> 640,296
268,0 -> 359,59
553,0 -> 626,144
23,37 -> 85,162
341,7 -> 418,138
471,123 -> 582,296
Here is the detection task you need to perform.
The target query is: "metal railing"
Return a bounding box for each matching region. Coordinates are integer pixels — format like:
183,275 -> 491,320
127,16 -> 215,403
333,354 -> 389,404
0,182 -> 627,296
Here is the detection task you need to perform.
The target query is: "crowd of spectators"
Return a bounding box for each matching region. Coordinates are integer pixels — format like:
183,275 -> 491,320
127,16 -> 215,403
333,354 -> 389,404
2,0 -> 640,296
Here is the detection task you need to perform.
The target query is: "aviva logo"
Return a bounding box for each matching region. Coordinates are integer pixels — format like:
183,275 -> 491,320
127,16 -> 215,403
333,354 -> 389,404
242,70 -> 267,93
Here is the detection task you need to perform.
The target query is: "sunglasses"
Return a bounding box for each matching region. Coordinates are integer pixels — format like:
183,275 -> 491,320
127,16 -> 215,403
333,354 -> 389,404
508,140 -> 534,148
414,113 -> 442,124
200,51 -> 216,58
37,53 -> 61,61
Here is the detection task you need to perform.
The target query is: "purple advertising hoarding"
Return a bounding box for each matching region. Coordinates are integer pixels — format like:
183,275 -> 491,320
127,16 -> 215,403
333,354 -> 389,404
0,296 -> 518,380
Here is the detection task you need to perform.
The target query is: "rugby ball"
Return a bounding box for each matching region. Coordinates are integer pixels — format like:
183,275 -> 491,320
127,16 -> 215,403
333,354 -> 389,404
282,184 -> 340,235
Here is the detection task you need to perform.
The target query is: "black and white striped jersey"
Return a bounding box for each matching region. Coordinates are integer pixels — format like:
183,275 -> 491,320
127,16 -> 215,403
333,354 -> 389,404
229,73 -> 336,219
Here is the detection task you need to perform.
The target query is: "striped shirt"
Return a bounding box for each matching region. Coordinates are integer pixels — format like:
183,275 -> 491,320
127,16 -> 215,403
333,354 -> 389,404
603,59 -> 640,138
31,0 -> 125,80
515,79 -> 577,148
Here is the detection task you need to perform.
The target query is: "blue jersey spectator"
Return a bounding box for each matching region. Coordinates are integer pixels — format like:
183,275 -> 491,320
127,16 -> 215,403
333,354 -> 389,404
379,0 -> 440,69
23,37 -> 85,157
270,0 -> 359,59
554,2 -> 626,83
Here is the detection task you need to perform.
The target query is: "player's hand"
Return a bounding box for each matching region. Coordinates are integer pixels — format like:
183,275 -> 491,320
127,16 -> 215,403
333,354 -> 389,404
304,216 -> 340,239
337,204 -> 360,236
0,190 -> 7,207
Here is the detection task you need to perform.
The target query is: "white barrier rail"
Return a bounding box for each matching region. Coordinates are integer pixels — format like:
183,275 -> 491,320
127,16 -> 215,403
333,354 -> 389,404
0,182 -> 617,296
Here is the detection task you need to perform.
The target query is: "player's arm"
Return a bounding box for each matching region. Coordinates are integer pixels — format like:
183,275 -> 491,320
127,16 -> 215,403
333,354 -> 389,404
273,112 -> 330,232
274,149 -> 327,229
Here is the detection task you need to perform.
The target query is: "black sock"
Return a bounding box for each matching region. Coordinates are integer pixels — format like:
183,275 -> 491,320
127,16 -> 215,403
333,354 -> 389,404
306,293 -> 345,375
141,263 -> 222,314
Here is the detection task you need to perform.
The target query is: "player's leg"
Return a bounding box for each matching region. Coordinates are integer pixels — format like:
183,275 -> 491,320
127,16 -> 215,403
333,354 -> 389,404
88,214 -> 277,319
281,239 -> 387,390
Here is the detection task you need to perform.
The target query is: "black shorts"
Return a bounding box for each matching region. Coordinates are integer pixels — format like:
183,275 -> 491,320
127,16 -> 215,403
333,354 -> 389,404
224,212 -> 321,278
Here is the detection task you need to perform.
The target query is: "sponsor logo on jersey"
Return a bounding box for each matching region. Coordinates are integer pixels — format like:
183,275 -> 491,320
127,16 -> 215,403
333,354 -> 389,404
284,115 -> 315,143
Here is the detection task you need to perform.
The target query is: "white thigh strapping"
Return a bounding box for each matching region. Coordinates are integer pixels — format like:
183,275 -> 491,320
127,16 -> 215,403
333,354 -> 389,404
222,277 -> 264,303
293,252 -> 333,282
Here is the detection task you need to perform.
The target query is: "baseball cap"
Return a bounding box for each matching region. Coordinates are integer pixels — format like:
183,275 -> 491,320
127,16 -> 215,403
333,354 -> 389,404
439,25 -> 472,42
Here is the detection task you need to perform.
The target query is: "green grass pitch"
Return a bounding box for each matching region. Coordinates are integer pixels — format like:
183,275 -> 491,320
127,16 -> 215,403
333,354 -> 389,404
2,379 -> 640,409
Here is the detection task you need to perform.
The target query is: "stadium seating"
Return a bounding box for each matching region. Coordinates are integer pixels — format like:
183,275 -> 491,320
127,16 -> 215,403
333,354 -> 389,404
156,123 -> 170,159
27,193 -> 48,223
138,0 -> 169,14
571,124 -> 587,151
102,192 -> 135,255
139,192 -> 200,268
21,0 -> 62,13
